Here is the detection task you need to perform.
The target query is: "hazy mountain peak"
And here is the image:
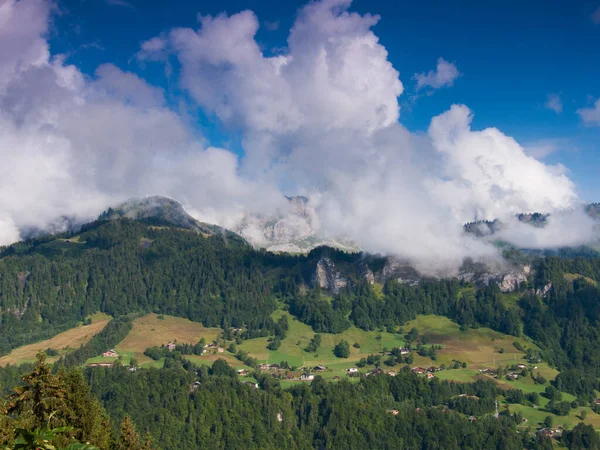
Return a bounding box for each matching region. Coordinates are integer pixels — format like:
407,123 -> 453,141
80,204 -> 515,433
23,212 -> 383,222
234,196 -> 359,253
99,196 -> 246,243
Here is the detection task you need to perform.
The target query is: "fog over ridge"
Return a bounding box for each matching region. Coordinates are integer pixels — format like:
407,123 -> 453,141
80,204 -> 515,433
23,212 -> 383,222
0,0 -> 596,274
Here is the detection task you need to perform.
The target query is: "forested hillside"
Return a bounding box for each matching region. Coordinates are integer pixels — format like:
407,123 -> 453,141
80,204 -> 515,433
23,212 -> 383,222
2,218 -> 600,448
2,218 -> 600,378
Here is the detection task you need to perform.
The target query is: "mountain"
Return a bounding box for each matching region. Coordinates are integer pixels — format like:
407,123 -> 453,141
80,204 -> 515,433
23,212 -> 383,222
233,196 -> 359,253
587,203 -> 600,219
98,196 -> 247,245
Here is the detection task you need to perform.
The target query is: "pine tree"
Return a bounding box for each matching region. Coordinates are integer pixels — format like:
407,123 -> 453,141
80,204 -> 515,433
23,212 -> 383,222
114,416 -> 143,450
6,352 -> 67,428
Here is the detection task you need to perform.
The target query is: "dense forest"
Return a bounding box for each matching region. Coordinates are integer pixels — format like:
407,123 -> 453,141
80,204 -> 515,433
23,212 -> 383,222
1,353 -> 567,449
1,218 -> 600,448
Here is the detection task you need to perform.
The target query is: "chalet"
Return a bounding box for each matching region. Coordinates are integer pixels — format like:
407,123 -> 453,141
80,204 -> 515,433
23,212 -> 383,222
386,409 -> 399,416
102,350 -> 118,358
217,347 -> 224,353
516,364 -> 527,369
258,363 -> 270,370
594,398 -> 600,406
237,369 -> 249,376
333,376 -> 341,381
538,428 -> 563,438
204,342 -> 217,349
347,367 -> 358,374
400,348 -> 410,355
427,372 -> 435,379
167,342 -> 176,351
468,416 -> 477,422
506,372 -> 519,380
412,367 -> 426,375
479,368 -> 497,376
300,373 -> 314,381
370,368 -> 384,376
387,370 -> 397,377
426,366 -> 437,373
314,365 -> 327,372
244,381 -> 259,389
190,381 -> 201,391
269,363 -> 281,370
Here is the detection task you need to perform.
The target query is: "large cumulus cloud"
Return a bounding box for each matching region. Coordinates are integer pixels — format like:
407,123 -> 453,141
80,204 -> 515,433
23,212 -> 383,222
0,0 -> 594,273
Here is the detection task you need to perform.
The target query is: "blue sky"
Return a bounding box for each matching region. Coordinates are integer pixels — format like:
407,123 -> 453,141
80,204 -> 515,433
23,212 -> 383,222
48,0 -> 600,200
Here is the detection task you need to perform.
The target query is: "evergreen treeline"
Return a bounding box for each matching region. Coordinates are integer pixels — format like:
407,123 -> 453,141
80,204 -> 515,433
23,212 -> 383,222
2,218 -> 600,384
86,360 -> 549,450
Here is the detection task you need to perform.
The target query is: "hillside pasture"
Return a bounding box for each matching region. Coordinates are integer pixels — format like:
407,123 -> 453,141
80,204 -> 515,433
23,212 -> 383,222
0,312 -> 111,366
107,314 -> 221,366
402,315 -> 531,371
237,310 -> 405,376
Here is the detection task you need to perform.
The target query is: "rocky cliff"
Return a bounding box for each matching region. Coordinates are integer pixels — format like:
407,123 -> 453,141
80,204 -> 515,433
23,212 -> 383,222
312,257 -> 348,293
234,196 -> 359,253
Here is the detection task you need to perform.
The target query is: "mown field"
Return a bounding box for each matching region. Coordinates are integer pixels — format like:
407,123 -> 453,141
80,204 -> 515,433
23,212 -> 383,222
0,312 -> 111,366
237,310 -> 406,378
402,314 -> 532,372
86,314 -> 221,367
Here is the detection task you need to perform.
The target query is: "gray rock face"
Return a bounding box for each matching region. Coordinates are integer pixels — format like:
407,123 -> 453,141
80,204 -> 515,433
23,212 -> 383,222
360,264 -> 376,285
497,271 -> 528,293
313,257 -> 348,294
234,196 -> 359,253
536,283 -> 552,297
381,258 -> 420,286
458,264 -> 530,292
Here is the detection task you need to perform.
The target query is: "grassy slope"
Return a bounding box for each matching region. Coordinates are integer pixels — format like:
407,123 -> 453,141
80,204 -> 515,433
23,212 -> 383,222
402,314 -> 530,371
86,314 -> 221,367
237,310 -> 405,379
0,312 -> 111,366
5,306 -> 599,431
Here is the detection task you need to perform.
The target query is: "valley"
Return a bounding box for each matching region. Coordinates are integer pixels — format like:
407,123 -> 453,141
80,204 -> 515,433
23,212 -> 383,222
1,217 -> 600,448
3,306 -> 598,434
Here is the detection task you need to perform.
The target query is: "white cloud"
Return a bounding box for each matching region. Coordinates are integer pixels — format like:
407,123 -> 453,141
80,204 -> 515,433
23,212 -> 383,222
0,0 -> 281,246
577,98 -> 600,126
0,0 -> 592,273
495,209 -> 598,250
105,0 -> 133,8
413,57 -> 461,91
428,105 -> 577,222
592,6 -> 600,24
523,138 -> 568,160
545,93 -> 562,114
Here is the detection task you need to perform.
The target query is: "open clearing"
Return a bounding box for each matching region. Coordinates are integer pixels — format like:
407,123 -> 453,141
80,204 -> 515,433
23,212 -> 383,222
0,312 -> 111,366
237,310 -> 405,377
403,315 -> 532,371
87,314 -> 221,367
235,313 -> 538,381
